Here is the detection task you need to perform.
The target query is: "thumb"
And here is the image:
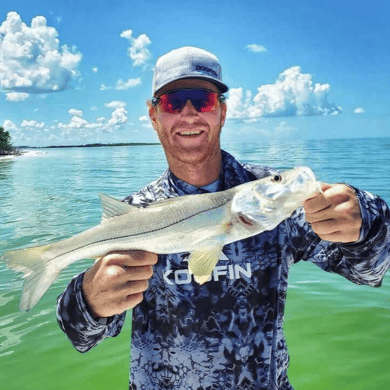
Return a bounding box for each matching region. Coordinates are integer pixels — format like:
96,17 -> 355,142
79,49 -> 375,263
320,182 -> 332,192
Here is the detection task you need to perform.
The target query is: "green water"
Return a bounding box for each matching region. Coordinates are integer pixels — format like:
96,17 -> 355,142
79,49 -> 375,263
1,139 -> 389,389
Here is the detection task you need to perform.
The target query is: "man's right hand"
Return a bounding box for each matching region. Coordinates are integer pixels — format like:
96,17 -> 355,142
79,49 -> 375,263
82,250 -> 158,318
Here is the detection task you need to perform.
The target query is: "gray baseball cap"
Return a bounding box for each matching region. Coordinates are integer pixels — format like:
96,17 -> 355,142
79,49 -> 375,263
152,46 -> 229,95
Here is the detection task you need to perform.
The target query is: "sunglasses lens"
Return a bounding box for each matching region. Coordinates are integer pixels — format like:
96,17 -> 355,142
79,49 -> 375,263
191,90 -> 218,112
159,94 -> 183,113
158,90 -> 219,113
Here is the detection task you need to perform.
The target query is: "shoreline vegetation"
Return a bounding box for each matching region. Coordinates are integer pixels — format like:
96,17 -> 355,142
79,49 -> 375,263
0,142 -> 160,157
0,148 -> 24,157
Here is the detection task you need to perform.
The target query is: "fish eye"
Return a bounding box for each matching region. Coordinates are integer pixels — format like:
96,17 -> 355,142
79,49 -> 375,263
271,174 -> 282,182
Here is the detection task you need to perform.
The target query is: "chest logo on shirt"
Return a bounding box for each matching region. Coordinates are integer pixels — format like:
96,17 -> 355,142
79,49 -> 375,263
163,253 -> 252,285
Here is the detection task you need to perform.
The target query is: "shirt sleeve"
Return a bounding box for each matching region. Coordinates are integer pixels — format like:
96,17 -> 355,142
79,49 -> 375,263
56,271 -> 126,353
287,187 -> 390,287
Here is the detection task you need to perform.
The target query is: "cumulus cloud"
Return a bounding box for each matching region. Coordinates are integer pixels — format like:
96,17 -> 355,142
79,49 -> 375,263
5,92 -> 29,101
354,107 -> 365,114
92,67 -> 98,73
5,101 -> 130,145
21,120 -> 46,129
68,108 -> 83,117
226,66 -> 341,120
107,103 -> 128,126
105,101 -> 126,109
115,77 -> 142,90
120,29 -> 152,67
0,11 -> 82,97
58,101 -> 128,135
3,119 -> 17,131
246,44 -> 267,53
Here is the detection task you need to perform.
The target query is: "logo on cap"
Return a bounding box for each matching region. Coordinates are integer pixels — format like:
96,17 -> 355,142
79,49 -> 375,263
195,65 -> 218,78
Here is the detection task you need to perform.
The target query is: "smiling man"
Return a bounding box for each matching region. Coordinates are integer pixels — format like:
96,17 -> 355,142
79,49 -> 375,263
57,46 -> 390,390
149,78 -> 226,187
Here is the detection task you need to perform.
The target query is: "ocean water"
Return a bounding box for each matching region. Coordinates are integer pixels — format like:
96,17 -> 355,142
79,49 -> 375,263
0,138 -> 389,390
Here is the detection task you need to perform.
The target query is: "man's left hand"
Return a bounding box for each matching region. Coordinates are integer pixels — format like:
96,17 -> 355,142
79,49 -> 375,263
303,183 -> 362,244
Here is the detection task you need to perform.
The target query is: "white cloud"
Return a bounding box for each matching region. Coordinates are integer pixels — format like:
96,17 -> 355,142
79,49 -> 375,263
21,120 -> 45,128
115,77 -> 142,90
120,29 -> 152,67
354,107 -> 365,114
59,115 -> 88,129
92,67 -> 98,73
5,100 -> 129,146
5,92 -> 29,101
225,88 -> 253,120
100,78 -> 142,91
0,11 -> 82,98
246,44 -> 267,53
69,108 -> 83,117
108,107 -> 127,126
58,101 -> 128,137
139,115 -> 152,128
3,119 -> 17,130
105,100 -> 126,109
226,66 -> 341,120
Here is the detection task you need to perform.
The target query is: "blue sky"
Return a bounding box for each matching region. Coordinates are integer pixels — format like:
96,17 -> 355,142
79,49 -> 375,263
1,0 -> 389,147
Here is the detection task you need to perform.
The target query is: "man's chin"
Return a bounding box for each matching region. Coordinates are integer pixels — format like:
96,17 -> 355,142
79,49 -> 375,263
172,144 -> 218,165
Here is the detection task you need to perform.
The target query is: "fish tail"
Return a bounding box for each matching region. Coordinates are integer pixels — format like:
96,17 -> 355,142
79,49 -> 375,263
1,244 -> 61,311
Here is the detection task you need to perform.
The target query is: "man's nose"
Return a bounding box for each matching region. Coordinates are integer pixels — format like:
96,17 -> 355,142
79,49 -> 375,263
180,99 -> 198,116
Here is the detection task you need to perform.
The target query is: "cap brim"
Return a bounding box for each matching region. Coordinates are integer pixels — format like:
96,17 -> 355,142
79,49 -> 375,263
154,75 -> 229,95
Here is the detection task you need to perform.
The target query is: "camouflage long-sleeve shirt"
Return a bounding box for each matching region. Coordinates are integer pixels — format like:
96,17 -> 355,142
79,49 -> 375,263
57,150 -> 390,390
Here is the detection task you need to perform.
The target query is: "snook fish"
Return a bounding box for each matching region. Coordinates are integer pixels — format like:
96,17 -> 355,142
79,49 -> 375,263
1,167 -> 321,311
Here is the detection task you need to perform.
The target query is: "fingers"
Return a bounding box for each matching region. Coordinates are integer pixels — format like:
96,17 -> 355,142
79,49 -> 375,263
82,250 -> 158,318
104,250 -> 158,267
102,251 -> 157,283
303,183 -> 345,214
303,183 -> 362,243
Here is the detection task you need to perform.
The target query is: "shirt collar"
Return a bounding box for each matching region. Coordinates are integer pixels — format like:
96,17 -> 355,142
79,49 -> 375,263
166,150 -> 256,196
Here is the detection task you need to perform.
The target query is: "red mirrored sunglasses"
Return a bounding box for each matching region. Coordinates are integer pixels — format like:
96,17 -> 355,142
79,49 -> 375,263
152,89 -> 226,114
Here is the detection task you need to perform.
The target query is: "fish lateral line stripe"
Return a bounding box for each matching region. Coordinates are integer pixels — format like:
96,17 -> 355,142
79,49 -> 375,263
54,201 -> 229,258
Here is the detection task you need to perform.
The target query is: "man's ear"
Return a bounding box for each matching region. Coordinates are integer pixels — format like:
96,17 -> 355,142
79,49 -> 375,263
147,101 -> 158,130
220,102 -> 227,128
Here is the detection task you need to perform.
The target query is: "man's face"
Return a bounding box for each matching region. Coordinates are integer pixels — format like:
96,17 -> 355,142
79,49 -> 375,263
149,79 -> 227,166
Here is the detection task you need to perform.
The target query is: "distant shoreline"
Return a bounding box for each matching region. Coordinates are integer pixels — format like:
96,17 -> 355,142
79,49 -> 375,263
15,142 -> 160,149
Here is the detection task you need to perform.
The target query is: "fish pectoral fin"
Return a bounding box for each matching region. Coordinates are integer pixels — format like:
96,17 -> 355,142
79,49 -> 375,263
99,193 -> 138,222
188,245 -> 224,285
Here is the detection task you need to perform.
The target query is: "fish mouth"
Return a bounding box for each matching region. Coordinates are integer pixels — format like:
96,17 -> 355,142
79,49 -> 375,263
295,166 -> 316,184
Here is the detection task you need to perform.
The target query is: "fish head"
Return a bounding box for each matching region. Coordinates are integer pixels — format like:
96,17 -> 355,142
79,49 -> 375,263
230,166 -> 321,238
252,166 -> 321,213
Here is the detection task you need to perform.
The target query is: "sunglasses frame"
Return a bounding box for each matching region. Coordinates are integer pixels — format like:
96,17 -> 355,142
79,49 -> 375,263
151,88 -> 226,113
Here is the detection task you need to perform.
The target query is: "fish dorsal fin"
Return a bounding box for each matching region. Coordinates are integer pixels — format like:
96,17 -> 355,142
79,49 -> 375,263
144,194 -> 194,209
99,193 -> 137,222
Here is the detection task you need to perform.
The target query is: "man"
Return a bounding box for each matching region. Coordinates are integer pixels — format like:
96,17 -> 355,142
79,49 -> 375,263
57,46 -> 390,390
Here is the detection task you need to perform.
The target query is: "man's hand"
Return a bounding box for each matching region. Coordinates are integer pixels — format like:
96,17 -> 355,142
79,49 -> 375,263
82,250 -> 158,318
303,183 -> 362,244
